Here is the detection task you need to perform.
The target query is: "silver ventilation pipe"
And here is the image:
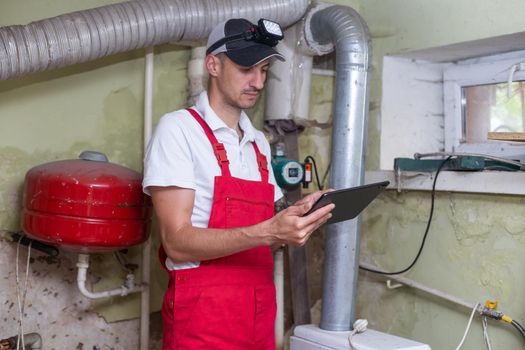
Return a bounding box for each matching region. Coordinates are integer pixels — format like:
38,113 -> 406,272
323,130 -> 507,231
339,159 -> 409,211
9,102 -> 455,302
305,3 -> 372,331
0,0 -> 309,80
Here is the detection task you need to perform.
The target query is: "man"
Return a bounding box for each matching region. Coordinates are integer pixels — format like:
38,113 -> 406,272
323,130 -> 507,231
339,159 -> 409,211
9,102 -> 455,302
143,18 -> 334,350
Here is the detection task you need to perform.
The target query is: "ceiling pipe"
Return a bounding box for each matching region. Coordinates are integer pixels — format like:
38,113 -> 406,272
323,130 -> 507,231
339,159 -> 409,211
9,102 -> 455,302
304,3 -> 372,331
0,0 -> 309,80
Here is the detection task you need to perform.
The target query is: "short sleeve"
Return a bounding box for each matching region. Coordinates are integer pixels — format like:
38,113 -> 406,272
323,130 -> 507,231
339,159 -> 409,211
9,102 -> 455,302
143,112 -> 196,196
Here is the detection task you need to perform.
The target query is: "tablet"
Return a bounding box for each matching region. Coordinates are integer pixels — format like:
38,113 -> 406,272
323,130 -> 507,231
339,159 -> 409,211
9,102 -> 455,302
305,181 -> 390,224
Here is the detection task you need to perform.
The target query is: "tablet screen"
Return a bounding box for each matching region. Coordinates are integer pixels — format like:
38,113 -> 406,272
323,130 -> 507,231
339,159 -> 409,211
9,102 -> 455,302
305,181 -> 390,224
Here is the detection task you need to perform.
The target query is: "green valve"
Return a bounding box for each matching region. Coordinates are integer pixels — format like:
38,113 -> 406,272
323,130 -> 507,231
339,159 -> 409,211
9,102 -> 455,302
271,156 -> 304,188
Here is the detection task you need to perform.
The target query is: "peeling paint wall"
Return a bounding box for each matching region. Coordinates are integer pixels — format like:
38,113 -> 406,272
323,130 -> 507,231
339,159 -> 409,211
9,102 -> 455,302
0,237 -> 140,349
359,192 -> 525,349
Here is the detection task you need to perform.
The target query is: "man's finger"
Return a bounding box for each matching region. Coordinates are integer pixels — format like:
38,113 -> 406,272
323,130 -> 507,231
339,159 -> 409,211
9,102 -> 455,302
302,203 -> 335,223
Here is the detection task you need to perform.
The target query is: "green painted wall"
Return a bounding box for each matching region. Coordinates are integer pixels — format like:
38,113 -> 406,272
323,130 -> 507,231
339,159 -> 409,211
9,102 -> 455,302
3,1 -> 525,348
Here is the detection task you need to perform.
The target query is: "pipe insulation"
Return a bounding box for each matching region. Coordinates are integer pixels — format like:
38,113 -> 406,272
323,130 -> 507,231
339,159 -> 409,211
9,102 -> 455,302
0,0 -> 309,80
305,4 -> 372,331
265,23 -> 313,121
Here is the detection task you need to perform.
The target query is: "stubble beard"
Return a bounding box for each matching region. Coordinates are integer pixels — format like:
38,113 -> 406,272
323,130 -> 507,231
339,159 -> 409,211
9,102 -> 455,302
227,91 -> 259,110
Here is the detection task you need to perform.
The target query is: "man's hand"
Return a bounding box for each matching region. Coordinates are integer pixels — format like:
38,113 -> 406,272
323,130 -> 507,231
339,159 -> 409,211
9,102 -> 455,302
263,190 -> 335,247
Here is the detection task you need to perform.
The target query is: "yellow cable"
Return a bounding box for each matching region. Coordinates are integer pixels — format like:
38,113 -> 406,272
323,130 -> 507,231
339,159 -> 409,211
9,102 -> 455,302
502,315 -> 513,323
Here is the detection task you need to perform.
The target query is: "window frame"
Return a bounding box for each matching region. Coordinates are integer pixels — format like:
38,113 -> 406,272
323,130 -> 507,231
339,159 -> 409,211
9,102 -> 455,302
443,51 -> 525,161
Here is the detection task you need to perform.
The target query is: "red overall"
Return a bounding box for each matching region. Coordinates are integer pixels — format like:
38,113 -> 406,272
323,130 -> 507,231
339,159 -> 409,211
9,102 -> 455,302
160,108 -> 276,350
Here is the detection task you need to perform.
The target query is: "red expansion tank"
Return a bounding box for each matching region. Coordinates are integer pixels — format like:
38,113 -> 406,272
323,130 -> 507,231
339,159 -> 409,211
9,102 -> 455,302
22,151 -> 151,253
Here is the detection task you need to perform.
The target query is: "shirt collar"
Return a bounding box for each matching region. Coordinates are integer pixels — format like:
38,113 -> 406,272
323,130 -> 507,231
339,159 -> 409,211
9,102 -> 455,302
194,91 -> 256,142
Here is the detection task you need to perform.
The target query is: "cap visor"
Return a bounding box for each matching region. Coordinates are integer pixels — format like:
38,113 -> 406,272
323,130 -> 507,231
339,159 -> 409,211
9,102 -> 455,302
226,45 -> 285,67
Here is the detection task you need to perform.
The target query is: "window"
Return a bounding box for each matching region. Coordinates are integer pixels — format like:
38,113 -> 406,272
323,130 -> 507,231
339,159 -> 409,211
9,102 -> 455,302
444,51 -> 525,162
463,81 -> 525,141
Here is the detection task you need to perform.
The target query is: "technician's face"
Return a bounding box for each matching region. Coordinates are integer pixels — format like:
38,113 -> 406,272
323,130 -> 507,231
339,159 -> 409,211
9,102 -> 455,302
215,55 -> 270,110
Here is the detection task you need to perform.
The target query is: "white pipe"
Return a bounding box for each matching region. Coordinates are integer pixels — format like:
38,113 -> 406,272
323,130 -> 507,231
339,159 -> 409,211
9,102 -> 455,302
312,68 -> 335,77
144,47 -> 154,149
265,24 -> 313,121
360,262 -> 475,310
273,249 -> 285,350
76,254 -> 143,299
140,45 -> 154,350
187,46 -> 207,105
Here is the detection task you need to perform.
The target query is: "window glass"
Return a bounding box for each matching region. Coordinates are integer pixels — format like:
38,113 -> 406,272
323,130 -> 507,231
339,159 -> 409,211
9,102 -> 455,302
462,81 -> 525,143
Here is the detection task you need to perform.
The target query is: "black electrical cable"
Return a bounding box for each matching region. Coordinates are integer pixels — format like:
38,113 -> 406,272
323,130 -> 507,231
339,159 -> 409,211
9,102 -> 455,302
9,231 -> 59,257
511,320 -> 525,340
515,320 -> 525,334
321,160 -> 331,188
360,156 -> 453,275
304,155 -> 324,190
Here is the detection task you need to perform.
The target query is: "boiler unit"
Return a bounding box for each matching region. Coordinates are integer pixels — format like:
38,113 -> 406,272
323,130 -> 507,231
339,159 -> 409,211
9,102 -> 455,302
291,324 -> 431,350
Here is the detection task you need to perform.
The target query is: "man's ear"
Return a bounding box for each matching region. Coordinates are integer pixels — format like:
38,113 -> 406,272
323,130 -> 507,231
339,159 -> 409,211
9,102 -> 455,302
205,54 -> 221,77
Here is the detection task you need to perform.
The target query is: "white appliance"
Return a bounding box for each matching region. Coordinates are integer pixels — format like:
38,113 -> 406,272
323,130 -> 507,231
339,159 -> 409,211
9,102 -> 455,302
291,324 -> 431,350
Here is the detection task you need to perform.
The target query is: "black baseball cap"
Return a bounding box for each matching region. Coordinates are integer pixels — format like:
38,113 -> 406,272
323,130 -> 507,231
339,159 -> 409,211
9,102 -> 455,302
206,18 -> 285,68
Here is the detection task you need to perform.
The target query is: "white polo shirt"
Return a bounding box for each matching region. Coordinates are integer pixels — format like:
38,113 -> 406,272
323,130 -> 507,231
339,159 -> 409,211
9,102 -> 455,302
143,91 -> 283,270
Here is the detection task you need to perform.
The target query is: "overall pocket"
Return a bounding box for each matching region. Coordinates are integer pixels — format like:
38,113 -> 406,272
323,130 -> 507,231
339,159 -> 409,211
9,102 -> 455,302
181,284 -> 256,349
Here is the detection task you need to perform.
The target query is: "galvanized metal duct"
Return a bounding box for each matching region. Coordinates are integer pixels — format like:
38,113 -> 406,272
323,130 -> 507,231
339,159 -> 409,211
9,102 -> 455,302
0,0 -> 309,80
305,4 -> 372,331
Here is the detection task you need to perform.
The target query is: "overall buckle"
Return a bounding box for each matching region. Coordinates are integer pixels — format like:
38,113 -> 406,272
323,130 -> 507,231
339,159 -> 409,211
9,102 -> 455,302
257,154 -> 268,171
213,143 -> 229,164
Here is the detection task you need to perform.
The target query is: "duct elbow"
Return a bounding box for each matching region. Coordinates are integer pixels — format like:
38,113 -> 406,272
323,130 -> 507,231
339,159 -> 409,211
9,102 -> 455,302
304,3 -> 372,68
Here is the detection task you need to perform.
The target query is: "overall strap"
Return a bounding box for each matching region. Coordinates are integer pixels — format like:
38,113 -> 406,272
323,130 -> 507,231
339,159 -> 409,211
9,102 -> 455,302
186,108 -> 231,177
251,141 -> 269,183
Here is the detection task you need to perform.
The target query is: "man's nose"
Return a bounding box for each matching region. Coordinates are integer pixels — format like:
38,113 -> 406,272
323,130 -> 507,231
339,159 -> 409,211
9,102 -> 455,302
251,70 -> 265,90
